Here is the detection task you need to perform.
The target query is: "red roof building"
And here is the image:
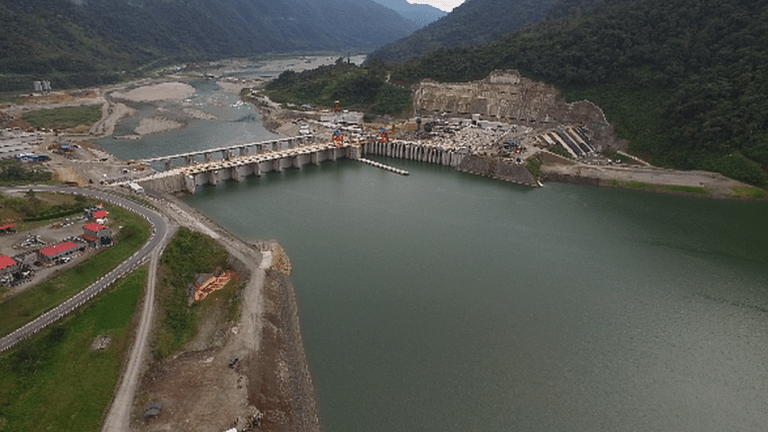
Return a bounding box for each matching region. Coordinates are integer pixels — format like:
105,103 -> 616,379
0,254 -> 18,274
93,210 -> 108,219
38,241 -> 84,262
84,222 -> 111,238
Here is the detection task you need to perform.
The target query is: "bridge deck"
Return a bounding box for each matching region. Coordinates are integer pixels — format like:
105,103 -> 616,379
140,136 -> 308,163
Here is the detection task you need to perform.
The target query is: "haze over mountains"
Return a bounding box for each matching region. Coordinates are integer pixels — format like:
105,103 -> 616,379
370,0 -> 447,27
0,0 -> 420,91
369,0 -> 561,61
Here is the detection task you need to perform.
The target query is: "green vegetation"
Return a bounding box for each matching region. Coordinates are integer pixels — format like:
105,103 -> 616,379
153,227 -> 231,359
549,143 -> 573,159
388,0 -> 768,187
525,157 -> 542,179
0,160 -> 53,186
0,191 -> 92,232
0,267 -> 146,432
610,180 -> 708,195
370,0 -> 559,62
0,205 -> 151,337
265,60 -> 412,116
0,0 -> 416,92
21,105 -> 102,131
731,186 -> 768,199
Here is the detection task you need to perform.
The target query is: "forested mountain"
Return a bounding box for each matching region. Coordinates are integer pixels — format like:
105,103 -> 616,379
368,0 -> 560,62
0,0 -> 418,91
371,0 -> 447,27
390,0 -> 768,186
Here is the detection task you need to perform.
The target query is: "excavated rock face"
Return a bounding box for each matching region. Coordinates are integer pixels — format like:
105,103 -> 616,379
413,70 -> 624,151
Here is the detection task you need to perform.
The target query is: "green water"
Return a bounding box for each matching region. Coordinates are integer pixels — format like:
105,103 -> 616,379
185,158 -> 768,431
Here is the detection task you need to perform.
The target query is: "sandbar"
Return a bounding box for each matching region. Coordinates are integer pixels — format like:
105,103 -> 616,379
113,82 -> 196,103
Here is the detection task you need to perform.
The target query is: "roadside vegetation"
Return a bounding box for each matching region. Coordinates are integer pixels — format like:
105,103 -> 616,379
264,59 -> 412,118
20,105 -> 101,131
0,205 -> 151,337
152,227 -> 240,359
0,267 -> 146,431
0,190 -> 90,224
0,160 -> 54,187
0,191 -> 95,232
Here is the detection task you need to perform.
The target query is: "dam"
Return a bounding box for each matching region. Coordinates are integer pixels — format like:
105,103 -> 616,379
131,134 -> 541,193
135,138 -> 363,194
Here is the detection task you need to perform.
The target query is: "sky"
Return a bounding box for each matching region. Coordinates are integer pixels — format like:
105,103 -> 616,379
408,0 -> 466,12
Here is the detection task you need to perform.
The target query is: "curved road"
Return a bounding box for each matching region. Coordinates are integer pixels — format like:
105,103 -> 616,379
0,186 -> 171,354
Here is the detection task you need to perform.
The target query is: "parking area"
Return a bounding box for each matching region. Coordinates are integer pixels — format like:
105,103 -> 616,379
0,213 -> 109,297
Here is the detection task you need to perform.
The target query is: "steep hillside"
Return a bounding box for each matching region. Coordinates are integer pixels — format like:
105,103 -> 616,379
368,0 -> 559,62
391,0 -> 768,186
0,0 -> 418,91
371,0 -> 447,27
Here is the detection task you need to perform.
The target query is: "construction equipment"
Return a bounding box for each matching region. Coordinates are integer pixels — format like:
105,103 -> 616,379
377,128 -> 389,143
332,130 -> 344,146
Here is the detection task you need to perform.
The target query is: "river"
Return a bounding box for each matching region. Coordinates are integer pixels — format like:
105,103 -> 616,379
98,73 -> 768,431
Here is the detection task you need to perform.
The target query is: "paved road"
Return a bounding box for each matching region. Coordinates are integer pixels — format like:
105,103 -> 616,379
0,186 -> 171,354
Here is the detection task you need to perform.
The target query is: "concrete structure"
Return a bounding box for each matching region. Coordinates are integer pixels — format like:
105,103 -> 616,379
140,136 -> 312,167
361,139 -> 468,167
38,241 -> 85,262
82,223 -> 112,247
136,140 -> 362,194
320,111 -> 364,125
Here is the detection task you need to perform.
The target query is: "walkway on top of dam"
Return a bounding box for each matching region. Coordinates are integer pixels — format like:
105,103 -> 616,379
139,136 -> 312,164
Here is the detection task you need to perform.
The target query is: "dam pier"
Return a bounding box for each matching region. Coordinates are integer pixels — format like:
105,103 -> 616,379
136,137 -> 364,194
133,136 -> 481,194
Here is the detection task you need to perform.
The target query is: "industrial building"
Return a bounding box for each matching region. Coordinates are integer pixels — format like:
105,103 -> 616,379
0,255 -> 20,275
38,241 -> 86,263
82,223 -> 112,247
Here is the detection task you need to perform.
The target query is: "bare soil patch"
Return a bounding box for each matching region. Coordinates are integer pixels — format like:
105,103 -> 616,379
135,243 -> 318,432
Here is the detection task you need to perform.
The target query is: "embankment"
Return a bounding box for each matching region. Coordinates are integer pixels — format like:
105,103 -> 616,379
456,154 -> 538,186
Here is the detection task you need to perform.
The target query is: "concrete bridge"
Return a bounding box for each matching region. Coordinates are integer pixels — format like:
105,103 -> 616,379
141,136 -> 313,171
136,139 -> 362,194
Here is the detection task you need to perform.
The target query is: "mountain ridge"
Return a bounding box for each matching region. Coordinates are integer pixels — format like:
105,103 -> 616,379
0,0 -> 419,91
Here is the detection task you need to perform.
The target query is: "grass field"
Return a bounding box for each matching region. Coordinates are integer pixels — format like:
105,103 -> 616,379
0,205 -> 151,338
20,105 -> 102,131
152,228 -> 232,359
0,266 -> 146,431
609,180 -> 708,195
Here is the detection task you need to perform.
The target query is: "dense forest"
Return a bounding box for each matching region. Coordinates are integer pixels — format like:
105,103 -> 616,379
265,59 -> 411,117
371,0 -> 447,27
0,0 -> 418,92
368,0 -> 560,62
388,0 -> 768,186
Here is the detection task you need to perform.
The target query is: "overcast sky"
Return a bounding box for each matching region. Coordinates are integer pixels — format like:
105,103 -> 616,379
408,0 -> 466,12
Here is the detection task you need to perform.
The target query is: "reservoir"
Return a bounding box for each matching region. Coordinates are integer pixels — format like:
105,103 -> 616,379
99,76 -> 768,431
184,159 -> 768,431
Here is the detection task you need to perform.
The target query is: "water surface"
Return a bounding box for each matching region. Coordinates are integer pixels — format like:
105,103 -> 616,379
184,158 -> 768,431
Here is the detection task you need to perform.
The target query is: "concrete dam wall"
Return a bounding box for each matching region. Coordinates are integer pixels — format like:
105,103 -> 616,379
362,140 -> 466,167
362,139 -> 538,187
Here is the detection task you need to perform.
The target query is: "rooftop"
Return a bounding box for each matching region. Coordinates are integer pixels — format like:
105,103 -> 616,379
0,254 -> 17,270
40,241 -> 79,257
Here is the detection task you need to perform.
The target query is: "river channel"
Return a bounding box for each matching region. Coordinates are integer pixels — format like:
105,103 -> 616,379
99,74 -> 768,431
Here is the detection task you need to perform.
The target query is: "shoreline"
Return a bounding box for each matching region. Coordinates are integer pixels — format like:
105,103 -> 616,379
138,191 -> 320,431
